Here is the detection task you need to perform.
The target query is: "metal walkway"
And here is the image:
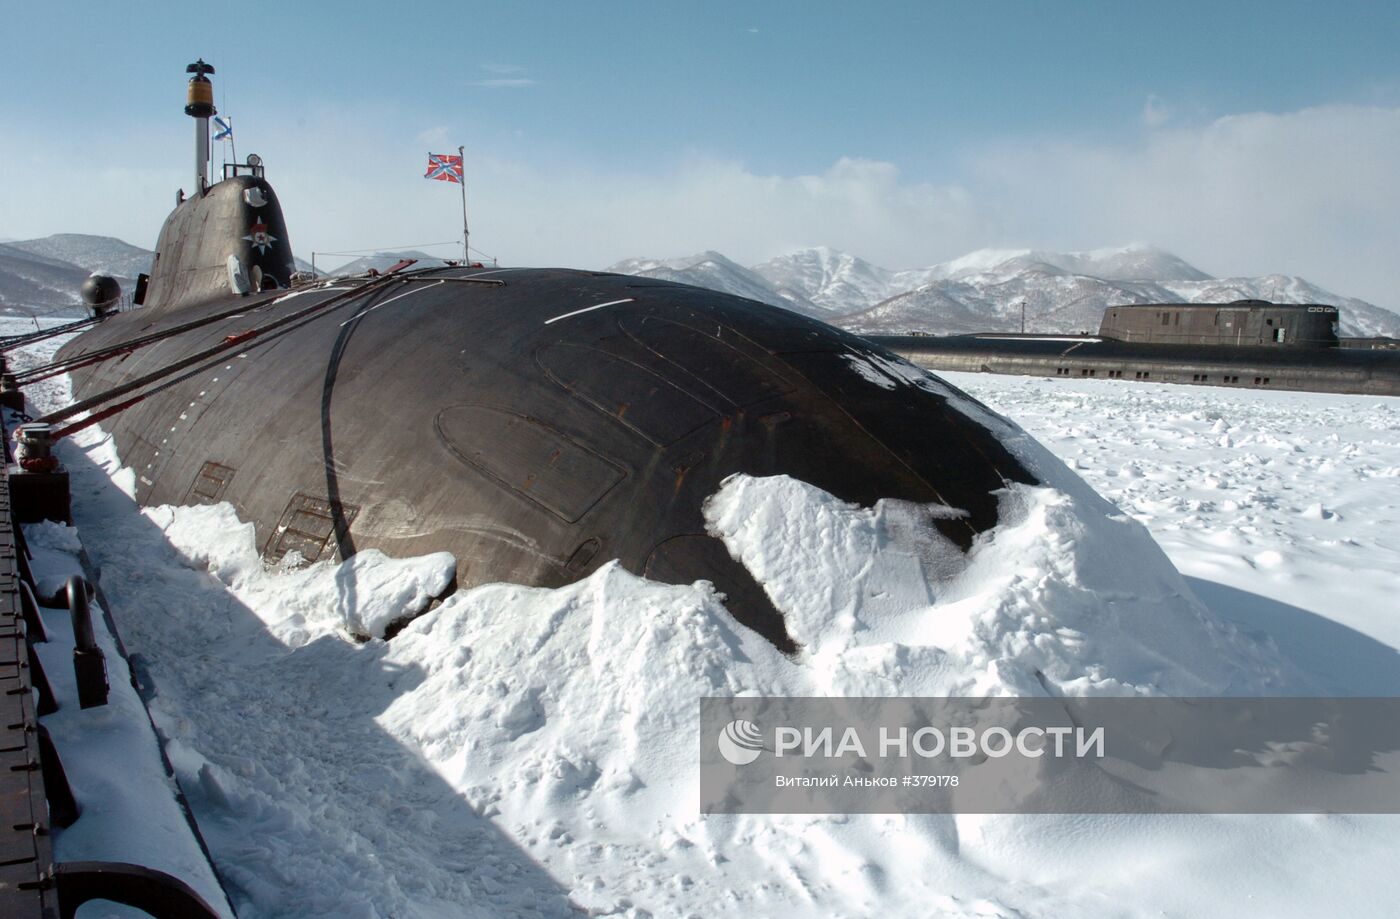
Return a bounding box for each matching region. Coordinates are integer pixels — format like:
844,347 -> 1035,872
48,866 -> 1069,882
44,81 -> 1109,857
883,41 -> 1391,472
0,396 -> 227,917
0,469 -> 55,916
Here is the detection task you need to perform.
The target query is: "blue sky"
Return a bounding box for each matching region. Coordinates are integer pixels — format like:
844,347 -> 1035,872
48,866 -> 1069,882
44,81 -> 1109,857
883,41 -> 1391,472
4,1 -> 1400,305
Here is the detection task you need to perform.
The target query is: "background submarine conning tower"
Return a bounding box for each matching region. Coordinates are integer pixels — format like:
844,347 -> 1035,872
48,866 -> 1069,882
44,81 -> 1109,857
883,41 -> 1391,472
139,59 -> 296,314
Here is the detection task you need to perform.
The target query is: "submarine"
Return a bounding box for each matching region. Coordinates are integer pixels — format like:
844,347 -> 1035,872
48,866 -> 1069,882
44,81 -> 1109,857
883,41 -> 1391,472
23,60 -> 1037,652
868,301 -> 1400,396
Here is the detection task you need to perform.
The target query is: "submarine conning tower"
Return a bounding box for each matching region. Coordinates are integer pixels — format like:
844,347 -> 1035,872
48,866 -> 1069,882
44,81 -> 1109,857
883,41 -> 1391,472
140,59 -> 296,315
1099,301 -> 1341,348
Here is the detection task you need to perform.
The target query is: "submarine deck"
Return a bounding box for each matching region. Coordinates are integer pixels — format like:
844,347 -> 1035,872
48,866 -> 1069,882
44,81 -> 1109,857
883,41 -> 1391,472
871,332 -> 1400,396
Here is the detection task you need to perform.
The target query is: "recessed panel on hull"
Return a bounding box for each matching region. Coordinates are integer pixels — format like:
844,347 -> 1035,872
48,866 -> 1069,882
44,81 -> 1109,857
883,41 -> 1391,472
620,315 -> 795,408
535,343 -> 719,447
264,492 -> 360,564
434,403 -> 628,523
184,461 -> 236,505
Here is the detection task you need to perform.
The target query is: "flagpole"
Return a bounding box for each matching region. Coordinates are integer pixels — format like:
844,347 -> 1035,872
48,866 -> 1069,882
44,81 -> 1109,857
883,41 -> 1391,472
229,117 -> 237,172
458,144 -> 469,264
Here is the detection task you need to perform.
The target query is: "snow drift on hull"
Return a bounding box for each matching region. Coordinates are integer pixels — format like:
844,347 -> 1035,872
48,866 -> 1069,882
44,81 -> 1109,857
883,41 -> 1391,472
58,370 -> 1295,917
114,472 -> 1291,918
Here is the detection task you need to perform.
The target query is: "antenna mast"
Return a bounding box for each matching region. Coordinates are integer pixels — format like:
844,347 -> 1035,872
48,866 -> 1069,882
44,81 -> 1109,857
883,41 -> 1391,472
185,59 -> 216,193
459,145 -> 470,263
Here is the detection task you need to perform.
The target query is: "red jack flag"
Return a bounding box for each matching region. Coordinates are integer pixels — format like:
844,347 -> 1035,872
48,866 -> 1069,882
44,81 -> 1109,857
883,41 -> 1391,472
424,153 -> 463,183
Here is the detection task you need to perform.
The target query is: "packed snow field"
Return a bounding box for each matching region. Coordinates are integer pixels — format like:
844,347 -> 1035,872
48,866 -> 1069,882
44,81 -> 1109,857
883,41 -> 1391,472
945,371 -> 1400,698
8,318 -> 1399,917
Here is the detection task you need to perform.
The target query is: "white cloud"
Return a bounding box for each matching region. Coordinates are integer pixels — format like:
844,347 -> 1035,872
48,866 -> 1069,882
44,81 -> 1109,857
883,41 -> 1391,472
471,64 -> 537,88
5,102 -> 1399,312
1141,95 -> 1170,128
969,103 -> 1400,308
469,78 -> 538,89
430,155 -> 987,272
416,126 -> 451,146
242,151 -> 987,272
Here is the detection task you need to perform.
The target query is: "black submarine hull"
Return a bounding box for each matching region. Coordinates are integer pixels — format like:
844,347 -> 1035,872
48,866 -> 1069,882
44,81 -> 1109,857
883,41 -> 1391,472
57,268 -> 1035,650
871,333 -> 1400,396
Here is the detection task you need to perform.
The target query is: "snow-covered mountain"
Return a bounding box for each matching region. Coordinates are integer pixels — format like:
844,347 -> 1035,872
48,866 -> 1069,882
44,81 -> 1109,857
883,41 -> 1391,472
0,242 -> 92,315
610,244 -> 1400,339
0,234 -> 323,315
329,250 -> 454,275
838,253 -> 1190,336
0,233 -> 156,316
927,245 -> 1211,284
748,246 -> 896,315
843,250 -> 1400,339
8,233 -> 154,280
5,231 -> 1397,338
607,250 -> 822,315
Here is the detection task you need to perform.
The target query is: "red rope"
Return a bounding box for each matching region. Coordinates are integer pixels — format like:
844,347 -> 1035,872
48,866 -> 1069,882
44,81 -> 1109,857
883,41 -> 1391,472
31,267 -> 477,444
48,391 -> 152,442
21,347 -> 135,385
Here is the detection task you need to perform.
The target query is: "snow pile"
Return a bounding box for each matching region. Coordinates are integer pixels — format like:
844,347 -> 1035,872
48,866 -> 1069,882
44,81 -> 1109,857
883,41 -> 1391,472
946,371 -> 1400,697
151,502 -> 455,640
705,475 -> 1285,697
100,464 -> 1289,916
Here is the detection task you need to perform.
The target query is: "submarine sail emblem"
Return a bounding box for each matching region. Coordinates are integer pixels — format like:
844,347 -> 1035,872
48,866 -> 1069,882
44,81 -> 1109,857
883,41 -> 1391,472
243,218 -> 277,255
36,60 -> 1037,651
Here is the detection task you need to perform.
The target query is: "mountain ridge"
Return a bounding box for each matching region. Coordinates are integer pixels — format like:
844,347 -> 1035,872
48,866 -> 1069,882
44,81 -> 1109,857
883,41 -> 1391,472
609,244 -> 1400,339
0,233 -> 323,315
3,234 -> 1395,340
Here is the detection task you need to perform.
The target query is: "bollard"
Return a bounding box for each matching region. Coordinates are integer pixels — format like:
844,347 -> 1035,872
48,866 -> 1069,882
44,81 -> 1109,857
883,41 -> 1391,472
0,371 -> 23,411
67,575 -> 108,709
13,423 -> 57,472
8,422 -> 71,522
